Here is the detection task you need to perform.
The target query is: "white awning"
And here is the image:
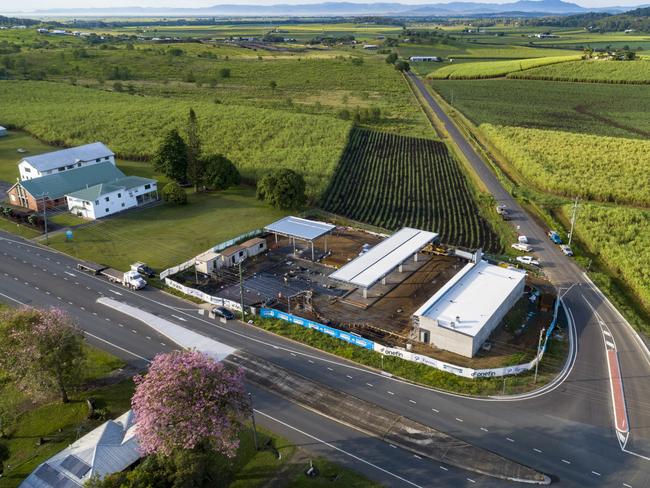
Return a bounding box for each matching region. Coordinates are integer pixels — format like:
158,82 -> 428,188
265,216 -> 335,242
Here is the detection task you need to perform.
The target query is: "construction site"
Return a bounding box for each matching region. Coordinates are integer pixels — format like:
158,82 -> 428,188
172,216 -> 557,368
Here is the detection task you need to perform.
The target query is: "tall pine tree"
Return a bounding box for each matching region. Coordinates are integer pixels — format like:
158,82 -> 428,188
186,108 -> 203,191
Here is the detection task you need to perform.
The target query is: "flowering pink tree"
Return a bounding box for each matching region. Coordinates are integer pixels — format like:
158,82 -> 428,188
132,350 -> 247,457
0,307 -> 85,403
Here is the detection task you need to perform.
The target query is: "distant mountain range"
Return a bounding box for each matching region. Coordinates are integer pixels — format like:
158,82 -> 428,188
6,0 -> 648,17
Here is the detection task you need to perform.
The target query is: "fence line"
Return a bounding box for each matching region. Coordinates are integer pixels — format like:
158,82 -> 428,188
164,278 -> 242,311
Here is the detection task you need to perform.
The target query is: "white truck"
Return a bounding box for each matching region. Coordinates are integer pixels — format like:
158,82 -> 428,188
100,268 -> 147,290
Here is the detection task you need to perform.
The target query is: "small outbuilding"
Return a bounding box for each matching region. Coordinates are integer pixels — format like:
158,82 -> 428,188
195,250 -> 221,274
241,237 -> 267,258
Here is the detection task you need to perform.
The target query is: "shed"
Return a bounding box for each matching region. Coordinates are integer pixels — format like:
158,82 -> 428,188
195,250 -> 221,274
241,237 -> 267,258
264,216 -> 335,261
220,245 -> 247,267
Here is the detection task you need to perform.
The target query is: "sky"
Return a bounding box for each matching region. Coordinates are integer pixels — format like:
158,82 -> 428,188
2,0 -> 646,11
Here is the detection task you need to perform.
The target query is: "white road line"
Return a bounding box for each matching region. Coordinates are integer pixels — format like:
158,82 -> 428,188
255,410 -> 424,488
84,331 -> 150,362
327,367 -> 333,371
480,427 -> 488,432
602,330 -> 612,337
171,314 -> 187,322
366,383 -> 374,387
506,437 -> 515,442
562,459 -> 571,464
533,448 -> 542,453
605,340 -> 616,349
80,306 -> 85,311
592,471 -> 601,477
68,301 -> 73,305
387,391 -> 395,395
105,317 -> 110,321
146,336 -> 151,340
455,418 -> 463,423
308,359 -> 314,364
409,399 -> 417,404
389,444 -> 397,449
623,483 -> 633,487
64,271 -> 76,277
108,289 -> 123,296
45,291 -> 50,295
413,454 -> 422,460
467,478 -> 476,483
34,286 -> 39,290
118,323 -> 124,327
346,374 -> 353,379
439,466 -> 448,471
56,296 -> 62,300
290,352 -> 297,357
431,408 -> 439,413
131,330 -> 137,334
161,342 -> 167,346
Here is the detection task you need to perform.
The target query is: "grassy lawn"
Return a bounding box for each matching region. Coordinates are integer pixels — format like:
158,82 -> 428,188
0,218 -> 40,239
50,186 -> 288,271
0,131 -> 55,183
0,345 -> 133,488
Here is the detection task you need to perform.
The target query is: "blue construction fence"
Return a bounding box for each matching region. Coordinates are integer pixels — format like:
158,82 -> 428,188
260,308 -> 375,350
542,296 -> 562,352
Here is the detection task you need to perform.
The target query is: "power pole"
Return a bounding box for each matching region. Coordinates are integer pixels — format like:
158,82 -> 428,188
248,392 -> 258,451
41,194 -> 49,245
568,197 -> 579,247
238,261 -> 245,322
534,327 -> 546,384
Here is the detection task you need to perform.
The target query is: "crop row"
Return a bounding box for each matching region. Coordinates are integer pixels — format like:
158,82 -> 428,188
427,55 -> 581,80
508,60 -> 650,84
320,129 -> 500,252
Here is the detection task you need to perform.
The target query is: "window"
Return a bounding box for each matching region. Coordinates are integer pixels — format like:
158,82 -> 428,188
77,163 -> 82,167
117,193 -> 121,198
121,203 -> 125,207
96,158 -> 101,162
239,251 -> 244,257
67,165 -> 74,169
105,208 -> 109,213
144,184 -> 151,190
105,156 -> 109,160
58,167 -> 65,172
259,243 -> 264,249
105,196 -> 110,202
24,167 -> 31,173
95,200 -> 99,205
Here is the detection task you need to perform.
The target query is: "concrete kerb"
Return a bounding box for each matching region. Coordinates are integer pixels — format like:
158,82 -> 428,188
227,351 -> 552,485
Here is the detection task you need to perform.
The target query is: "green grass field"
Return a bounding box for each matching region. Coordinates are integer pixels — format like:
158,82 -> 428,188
427,54 -> 581,79
508,59 -> 650,84
51,186 -> 288,271
429,79 -> 650,139
0,131 -> 56,183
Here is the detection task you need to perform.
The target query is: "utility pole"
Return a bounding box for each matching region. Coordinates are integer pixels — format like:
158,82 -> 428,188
41,193 -> 49,245
238,261 -> 245,322
534,327 -> 546,384
248,392 -> 259,451
568,197 -> 579,247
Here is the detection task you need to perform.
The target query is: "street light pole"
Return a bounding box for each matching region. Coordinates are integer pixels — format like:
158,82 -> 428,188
248,392 -> 258,451
534,327 -> 546,384
239,261 -> 245,322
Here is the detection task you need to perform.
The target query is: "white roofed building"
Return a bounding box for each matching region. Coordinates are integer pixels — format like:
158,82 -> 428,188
20,410 -> 140,488
19,142 -> 115,181
413,260 -> 525,358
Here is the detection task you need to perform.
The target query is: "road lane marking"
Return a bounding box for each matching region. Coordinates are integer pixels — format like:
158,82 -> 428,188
455,418 -> 463,423
171,314 -> 187,322
623,483 -> 632,487
439,466 -> 448,471
533,448 -> 542,453
480,427 -> 488,432
346,374 -> 353,379
431,408 -> 439,413
592,471 -> 601,476
255,410 -> 424,488
131,330 -> 137,334
409,399 -> 417,404
108,289 -> 122,296
562,459 -> 571,464
366,383 -> 374,387
327,367 -> 333,371
467,478 -> 476,483
387,391 -> 395,395
105,318 -> 110,321
290,353 -> 296,357
389,444 -> 397,449
64,271 -> 76,277
68,301 -> 73,305
146,336 -> 151,340
160,342 -> 166,346
308,359 -> 314,364
506,437 -> 515,442
413,454 -> 422,460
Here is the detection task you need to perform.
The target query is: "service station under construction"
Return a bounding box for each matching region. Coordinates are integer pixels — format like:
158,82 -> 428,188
175,216 -> 557,367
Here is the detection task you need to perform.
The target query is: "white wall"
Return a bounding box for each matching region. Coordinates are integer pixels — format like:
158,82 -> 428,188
66,181 -> 157,220
19,155 -> 115,181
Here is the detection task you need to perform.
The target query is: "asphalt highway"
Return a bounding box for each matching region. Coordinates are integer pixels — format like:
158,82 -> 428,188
2,232 -> 650,487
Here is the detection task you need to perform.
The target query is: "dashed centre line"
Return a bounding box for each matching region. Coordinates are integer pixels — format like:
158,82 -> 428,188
533,448 -> 542,453
480,427 -> 488,432
387,391 -> 395,395
562,459 -> 571,465
592,471 -> 601,477
409,399 -> 417,404
439,466 -> 448,471
455,418 -> 464,423
506,437 -> 515,442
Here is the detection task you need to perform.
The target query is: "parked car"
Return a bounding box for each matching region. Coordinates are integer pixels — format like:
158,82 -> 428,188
212,306 -> 235,320
516,255 -> 540,267
131,261 -> 155,278
548,230 -> 563,245
518,235 -> 529,244
511,243 -> 533,252
560,244 -> 574,256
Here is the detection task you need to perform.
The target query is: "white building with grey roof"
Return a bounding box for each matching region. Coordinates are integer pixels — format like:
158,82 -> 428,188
20,410 -> 140,488
413,259 -> 526,358
19,142 -> 115,181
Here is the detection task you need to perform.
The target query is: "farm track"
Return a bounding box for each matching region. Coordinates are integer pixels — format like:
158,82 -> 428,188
320,128 -> 500,252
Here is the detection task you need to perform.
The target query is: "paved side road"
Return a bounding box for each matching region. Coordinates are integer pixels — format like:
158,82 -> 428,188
408,72 -> 650,458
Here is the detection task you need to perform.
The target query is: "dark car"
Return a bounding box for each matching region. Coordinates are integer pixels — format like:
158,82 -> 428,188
212,306 -> 235,320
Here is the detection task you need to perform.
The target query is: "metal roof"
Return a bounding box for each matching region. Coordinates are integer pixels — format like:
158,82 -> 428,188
20,410 -> 140,488
329,227 -> 438,289
265,216 -> 335,241
413,260 -> 525,338
21,142 -> 114,172
16,162 -> 125,200
66,175 -> 156,201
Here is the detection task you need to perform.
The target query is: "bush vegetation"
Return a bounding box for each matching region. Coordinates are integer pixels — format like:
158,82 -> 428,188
257,168 -> 307,210
480,124 -> 650,206
427,55 -> 581,79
